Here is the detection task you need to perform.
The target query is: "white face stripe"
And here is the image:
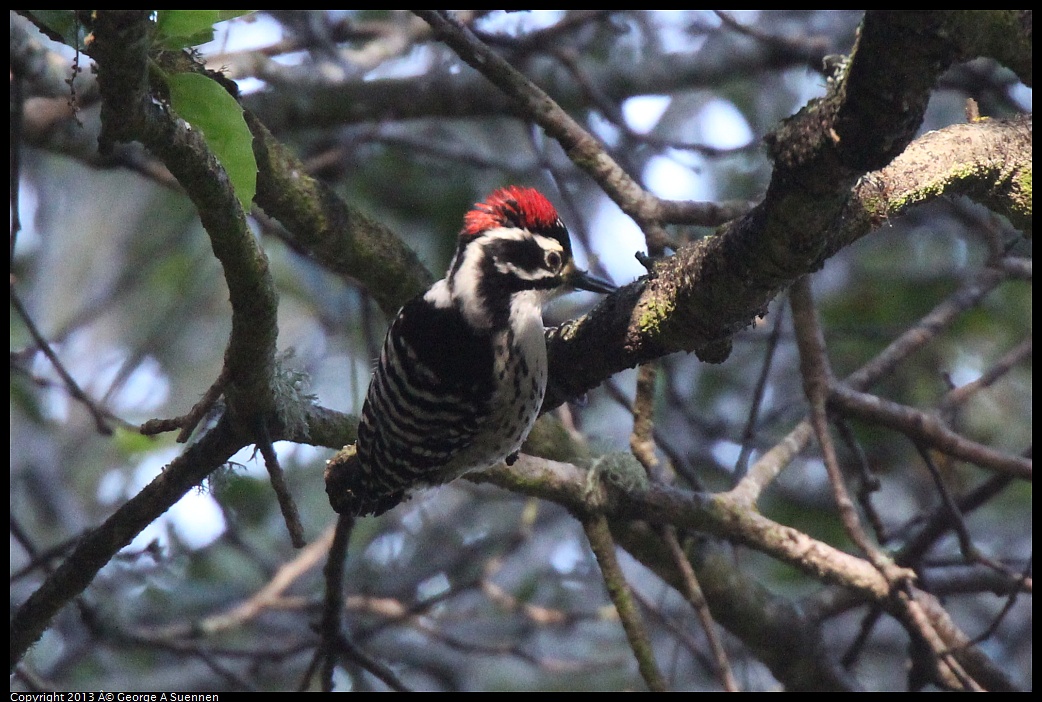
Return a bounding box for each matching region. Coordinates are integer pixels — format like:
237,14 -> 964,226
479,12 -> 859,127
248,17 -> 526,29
447,232 -> 492,329
438,226 -> 569,330
493,259 -> 559,280
492,232 -> 564,281
468,227 -> 564,248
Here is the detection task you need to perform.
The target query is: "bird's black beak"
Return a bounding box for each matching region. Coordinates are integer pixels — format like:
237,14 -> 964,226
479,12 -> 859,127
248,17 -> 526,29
566,265 -> 616,295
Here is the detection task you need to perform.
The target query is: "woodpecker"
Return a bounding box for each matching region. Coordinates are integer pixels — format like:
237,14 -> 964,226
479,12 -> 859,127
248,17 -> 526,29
327,186 -> 615,517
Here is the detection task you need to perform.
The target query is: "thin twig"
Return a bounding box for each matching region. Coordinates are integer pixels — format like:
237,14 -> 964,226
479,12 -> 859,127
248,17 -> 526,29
661,527 -> 739,691
731,265 -> 1011,504
413,10 -> 699,241
828,384 -> 1031,479
790,277 -> 979,691
939,337 -> 1031,412
629,364 -> 660,477
257,436 -> 306,548
316,514 -> 353,691
582,513 -> 667,691
630,363 -> 735,690
734,301 -> 786,481
144,366 -> 227,443
791,277 -> 878,557
834,417 -> 887,543
10,284 -> 114,435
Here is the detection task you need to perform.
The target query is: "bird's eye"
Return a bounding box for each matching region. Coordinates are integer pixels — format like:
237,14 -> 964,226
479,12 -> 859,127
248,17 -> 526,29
545,250 -> 562,272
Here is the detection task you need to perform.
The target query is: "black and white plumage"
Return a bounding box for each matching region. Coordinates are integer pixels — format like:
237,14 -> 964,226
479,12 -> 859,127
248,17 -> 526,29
327,186 -> 614,517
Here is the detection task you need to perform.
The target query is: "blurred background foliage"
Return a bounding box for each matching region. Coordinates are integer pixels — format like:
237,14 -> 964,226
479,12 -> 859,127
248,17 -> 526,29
10,10 -> 1031,691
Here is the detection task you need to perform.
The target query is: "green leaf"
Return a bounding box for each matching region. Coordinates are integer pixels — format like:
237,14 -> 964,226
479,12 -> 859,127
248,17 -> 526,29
113,426 -> 162,457
155,10 -> 255,49
166,72 -> 257,210
217,11 -> 256,22
26,10 -> 83,48
156,10 -> 221,48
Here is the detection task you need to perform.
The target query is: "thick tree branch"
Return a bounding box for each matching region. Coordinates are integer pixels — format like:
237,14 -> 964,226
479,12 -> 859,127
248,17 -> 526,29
11,415 -> 243,669
544,115 -> 1031,409
474,453 -> 1016,690
246,112 -> 433,317
827,385 -> 1032,479
13,11 -> 285,669
91,11 -> 281,429
842,115 -> 1032,235
242,11 -> 829,133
